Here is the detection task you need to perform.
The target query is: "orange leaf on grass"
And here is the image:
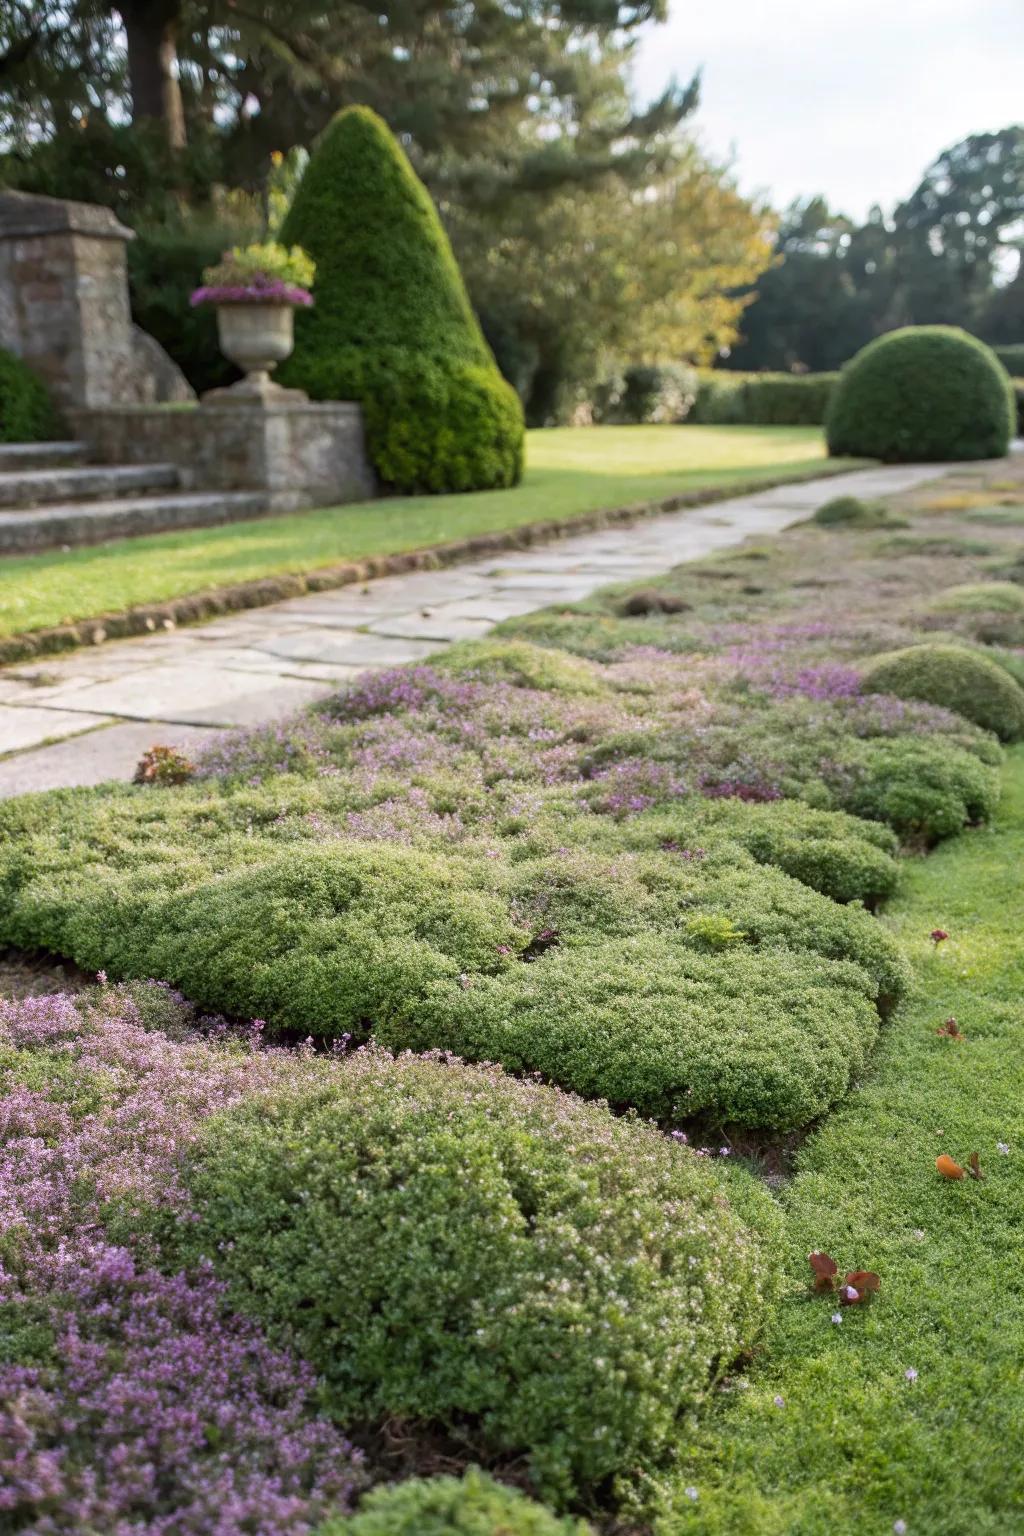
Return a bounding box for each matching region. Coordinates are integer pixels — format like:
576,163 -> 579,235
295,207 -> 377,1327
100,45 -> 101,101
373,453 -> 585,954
844,1270 -> 881,1295
936,1154 -> 965,1179
808,1252 -> 838,1291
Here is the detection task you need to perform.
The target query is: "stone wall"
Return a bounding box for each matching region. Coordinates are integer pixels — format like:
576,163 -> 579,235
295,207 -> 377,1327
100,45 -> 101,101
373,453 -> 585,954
0,189 -> 193,411
73,400 -> 377,511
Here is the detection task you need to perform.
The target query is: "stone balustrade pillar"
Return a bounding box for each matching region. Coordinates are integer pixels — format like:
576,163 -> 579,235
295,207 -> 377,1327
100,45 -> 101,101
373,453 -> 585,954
0,189 -> 142,411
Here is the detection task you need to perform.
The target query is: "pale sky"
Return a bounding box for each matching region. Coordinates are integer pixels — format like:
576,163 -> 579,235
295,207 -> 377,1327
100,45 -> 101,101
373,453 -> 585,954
633,0 -> 1024,220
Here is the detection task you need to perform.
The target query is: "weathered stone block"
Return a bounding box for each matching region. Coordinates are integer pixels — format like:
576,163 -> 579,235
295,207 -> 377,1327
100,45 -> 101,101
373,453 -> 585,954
72,400 -> 377,510
0,189 -> 193,411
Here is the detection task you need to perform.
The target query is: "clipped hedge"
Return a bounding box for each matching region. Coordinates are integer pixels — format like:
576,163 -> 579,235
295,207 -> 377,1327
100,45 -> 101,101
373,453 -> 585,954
691,371 -> 838,426
992,344 -> 1024,375
279,106 -> 523,493
169,1051 -> 778,1500
861,642 -> 1024,743
825,326 -> 1016,462
0,347 -> 59,442
1011,378 -> 1024,434
318,1471 -> 593,1535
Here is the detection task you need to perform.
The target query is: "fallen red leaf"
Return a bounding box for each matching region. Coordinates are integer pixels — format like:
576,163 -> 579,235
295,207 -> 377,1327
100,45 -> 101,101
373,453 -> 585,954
936,1016 -> 964,1039
844,1270 -> 881,1296
936,1154 -> 965,1179
808,1252 -> 838,1291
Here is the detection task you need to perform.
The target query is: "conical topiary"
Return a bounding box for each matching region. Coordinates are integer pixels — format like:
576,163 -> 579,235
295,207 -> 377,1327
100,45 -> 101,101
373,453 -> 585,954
279,106 -> 524,494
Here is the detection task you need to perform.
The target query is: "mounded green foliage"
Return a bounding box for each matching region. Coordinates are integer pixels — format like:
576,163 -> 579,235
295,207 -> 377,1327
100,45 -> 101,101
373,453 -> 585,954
434,638 -> 607,695
594,798 -> 901,906
825,326 -> 1015,462
386,935 -> 881,1129
861,642 -> 1024,742
927,582 -> 1024,615
317,1471 -> 593,1535
812,495 -> 903,529
169,1051 -> 779,1500
0,347 -> 59,442
0,793 -> 907,1130
278,106 -> 524,493
836,735 -> 1001,840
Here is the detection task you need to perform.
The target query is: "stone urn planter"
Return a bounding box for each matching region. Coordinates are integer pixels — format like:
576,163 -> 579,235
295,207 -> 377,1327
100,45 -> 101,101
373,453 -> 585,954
190,242 -> 316,407
216,302 -> 296,394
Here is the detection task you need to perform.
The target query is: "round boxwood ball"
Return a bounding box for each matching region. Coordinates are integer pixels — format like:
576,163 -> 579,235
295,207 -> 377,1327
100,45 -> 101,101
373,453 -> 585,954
860,641 -> 1024,741
826,326 -> 1016,462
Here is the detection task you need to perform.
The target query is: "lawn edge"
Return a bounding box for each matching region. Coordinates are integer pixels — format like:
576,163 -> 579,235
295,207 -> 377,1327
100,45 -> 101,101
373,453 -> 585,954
0,458 -> 867,665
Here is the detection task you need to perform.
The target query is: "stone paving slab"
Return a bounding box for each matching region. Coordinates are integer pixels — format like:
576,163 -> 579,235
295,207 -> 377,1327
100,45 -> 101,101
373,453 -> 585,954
21,665 -> 335,728
251,629 -> 440,668
0,705 -> 115,753
0,459 -> 957,792
0,721 -> 217,797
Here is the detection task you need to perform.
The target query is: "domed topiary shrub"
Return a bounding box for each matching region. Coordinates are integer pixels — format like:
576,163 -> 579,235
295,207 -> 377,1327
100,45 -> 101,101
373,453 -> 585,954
0,347 -> 59,442
278,106 -> 524,493
825,326 -> 1015,462
317,1469 -> 594,1535
860,642 -> 1024,742
170,1051 -> 778,1501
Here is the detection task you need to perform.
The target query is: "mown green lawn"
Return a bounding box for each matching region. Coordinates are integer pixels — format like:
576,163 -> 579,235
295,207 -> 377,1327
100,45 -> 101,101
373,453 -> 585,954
661,748 -> 1024,1535
0,425 -> 849,639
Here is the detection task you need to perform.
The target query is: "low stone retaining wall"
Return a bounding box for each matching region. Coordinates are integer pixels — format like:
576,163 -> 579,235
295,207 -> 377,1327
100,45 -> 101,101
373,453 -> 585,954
71,400 -> 377,511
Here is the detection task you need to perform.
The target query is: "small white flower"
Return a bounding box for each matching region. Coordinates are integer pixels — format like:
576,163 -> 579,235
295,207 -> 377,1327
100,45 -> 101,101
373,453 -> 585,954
997,1142 -> 1010,1155
894,1521 -> 908,1535
831,1312 -> 843,1325
684,1486 -> 699,1502
773,1394 -> 785,1408
904,1367 -> 918,1382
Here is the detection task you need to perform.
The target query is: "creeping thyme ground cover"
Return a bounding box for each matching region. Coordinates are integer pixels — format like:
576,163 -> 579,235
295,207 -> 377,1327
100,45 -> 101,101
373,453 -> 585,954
2,456 -> 1024,1531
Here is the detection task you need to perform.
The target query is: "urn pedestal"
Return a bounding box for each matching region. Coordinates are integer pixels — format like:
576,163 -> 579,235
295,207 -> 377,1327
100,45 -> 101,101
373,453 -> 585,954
204,302 -> 308,407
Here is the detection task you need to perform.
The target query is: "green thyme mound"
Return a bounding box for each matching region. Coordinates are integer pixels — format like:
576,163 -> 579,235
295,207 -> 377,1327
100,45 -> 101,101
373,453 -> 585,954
168,1049 -> 780,1502
0,802 -> 908,1130
861,642 -> 1024,742
316,1470 -> 594,1535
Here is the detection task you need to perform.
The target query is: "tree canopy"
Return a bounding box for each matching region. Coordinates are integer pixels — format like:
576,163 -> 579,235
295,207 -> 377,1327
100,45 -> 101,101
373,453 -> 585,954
722,127 -> 1024,372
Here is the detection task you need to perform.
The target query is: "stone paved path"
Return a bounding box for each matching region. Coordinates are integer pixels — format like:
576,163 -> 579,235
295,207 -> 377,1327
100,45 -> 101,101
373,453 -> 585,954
0,462 -> 950,795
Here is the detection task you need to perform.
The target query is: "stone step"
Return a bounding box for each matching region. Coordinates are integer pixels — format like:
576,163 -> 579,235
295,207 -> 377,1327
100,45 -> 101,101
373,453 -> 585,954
0,462 -> 180,508
0,441 -> 89,472
0,490 -> 270,553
